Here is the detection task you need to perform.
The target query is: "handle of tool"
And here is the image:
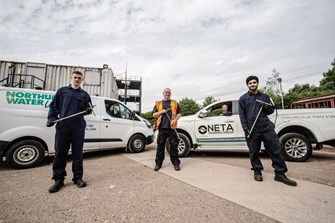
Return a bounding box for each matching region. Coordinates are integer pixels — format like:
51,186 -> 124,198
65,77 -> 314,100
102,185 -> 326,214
53,110 -> 87,123
248,106 -> 263,137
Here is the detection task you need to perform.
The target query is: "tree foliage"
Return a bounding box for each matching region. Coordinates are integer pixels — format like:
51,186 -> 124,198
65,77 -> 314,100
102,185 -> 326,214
202,96 -> 217,108
261,69 -> 284,108
284,58 -> 335,107
142,58 -> 335,113
261,59 -> 335,108
319,58 -> 335,92
141,111 -> 154,123
179,97 -> 200,116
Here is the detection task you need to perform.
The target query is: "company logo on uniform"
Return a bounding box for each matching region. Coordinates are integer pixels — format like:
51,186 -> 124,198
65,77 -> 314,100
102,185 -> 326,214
198,124 -> 234,135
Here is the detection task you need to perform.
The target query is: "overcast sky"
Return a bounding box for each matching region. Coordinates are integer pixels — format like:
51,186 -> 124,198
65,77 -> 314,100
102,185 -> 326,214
1,0 -> 334,112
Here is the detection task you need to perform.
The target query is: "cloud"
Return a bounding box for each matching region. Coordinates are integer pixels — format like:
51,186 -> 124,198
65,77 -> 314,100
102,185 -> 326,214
1,0 -> 334,112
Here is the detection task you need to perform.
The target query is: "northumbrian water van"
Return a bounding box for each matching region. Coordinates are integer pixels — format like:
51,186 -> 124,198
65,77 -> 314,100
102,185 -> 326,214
0,87 -> 154,168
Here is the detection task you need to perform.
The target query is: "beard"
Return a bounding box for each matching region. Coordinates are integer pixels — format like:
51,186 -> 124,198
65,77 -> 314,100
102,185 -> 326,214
248,85 -> 258,92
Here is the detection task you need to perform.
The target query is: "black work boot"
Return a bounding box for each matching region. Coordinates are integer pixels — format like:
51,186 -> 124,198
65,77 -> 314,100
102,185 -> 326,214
154,164 -> 161,171
74,179 -> 87,188
174,164 -> 180,171
48,179 -> 64,193
274,173 -> 297,186
254,170 -> 263,182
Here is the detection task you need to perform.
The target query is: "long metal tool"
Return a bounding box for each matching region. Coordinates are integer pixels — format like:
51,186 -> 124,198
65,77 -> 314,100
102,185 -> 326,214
164,110 -> 180,140
248,99 -> 275,137
157,108 -> 182,152
53,110 -> 87,123
248,106 -> 263,137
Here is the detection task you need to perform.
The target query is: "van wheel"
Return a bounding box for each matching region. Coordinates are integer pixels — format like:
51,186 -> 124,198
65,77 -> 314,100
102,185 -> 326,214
279,133 -> 312,162
166,133 -> 191,157
6,140 -> 45,169
128,134 -> 145,153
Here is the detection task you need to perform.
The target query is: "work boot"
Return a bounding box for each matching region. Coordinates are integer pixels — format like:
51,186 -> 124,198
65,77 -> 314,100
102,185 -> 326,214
254,170 -> 263,182
274,173 -> 297,186
48,179 -> 64,193
174,165 -> 181,171
154,165 -> 161,171
74,179 -> 87,188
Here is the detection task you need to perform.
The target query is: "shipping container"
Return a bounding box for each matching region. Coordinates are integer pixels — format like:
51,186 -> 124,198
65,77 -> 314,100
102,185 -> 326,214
0,60 -> 118,99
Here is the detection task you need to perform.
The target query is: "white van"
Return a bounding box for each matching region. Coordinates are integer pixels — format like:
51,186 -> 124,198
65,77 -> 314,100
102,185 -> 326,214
0,87 -> 154,169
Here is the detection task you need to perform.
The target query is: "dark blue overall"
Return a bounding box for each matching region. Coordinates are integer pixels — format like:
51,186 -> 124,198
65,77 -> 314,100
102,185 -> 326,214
238,91 -> 287,173
48,86 -> 91,182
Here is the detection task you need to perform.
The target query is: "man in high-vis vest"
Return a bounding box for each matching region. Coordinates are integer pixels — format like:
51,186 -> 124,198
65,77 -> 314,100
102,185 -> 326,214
152,88 -> 182,171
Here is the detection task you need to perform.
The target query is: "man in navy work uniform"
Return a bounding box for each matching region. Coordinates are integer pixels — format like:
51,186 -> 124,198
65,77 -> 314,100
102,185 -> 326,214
152,88 -> 181,171
47,70 -> 92,193
238,75 -> 297,186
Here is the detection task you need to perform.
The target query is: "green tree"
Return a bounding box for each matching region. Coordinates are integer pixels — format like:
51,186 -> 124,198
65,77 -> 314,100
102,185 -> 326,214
179,97 -> 200,116
284,83 -> 318,107
319,58 -> 335,93
141,111 -> 153,121
261,69 -> 284,108
202,96 -> 217,108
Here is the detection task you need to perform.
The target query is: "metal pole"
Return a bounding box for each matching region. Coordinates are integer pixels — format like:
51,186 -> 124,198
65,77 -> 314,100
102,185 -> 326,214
53,110 -> 87,123
248,106 -> 263,137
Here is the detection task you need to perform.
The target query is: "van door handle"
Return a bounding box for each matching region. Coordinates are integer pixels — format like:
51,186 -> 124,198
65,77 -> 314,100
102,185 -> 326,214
103,118 -> 111,121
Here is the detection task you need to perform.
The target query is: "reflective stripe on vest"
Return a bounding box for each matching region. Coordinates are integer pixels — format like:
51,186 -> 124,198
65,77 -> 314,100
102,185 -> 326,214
155,100 -> 178,129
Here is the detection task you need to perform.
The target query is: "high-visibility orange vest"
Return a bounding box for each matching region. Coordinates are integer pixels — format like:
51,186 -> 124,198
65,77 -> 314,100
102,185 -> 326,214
155,100 -> 178,130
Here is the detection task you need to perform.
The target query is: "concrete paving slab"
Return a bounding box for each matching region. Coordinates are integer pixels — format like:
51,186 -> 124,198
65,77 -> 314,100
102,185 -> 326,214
125,149 -> 335,223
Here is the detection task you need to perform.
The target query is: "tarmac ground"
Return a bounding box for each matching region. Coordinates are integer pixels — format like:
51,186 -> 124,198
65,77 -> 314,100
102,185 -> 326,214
0,144 -> 334,223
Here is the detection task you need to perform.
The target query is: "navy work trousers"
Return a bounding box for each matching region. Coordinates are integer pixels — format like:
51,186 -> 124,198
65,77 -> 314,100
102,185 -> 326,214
246,126 -> 287,173
156,128 -> 181,166
52,127 -> 85,182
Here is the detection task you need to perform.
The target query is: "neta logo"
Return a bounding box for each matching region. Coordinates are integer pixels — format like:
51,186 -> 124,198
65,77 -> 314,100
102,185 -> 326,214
198,124 -> 234,134
198,125 -> 207,134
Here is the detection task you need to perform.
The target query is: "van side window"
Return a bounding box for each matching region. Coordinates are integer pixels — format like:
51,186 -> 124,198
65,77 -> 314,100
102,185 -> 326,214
118,104 -> 132,120
105,100 -> 132,120
207,101 -> 233,117
106,101 -> 121,118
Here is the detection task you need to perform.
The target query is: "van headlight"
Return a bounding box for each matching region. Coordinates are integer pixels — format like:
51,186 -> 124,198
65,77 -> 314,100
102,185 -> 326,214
143,119 -> 152,129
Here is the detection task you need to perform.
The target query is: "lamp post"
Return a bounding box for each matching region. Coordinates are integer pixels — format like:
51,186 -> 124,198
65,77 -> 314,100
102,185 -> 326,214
277,78 -> 284,109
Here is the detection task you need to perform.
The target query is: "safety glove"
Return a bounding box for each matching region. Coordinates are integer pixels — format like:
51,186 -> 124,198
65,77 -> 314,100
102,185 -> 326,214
244,129 -> 251,138
260,103 -> 271,109
86,107 -> 93,115
46,120 -> 55,127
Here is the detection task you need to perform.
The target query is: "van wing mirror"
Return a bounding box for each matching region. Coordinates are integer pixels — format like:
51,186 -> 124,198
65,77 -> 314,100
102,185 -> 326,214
198,110 -> 209,118
131,111 -> 136,120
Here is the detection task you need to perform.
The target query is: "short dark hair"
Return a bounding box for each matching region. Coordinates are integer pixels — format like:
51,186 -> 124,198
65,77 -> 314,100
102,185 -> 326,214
246,75 -> 259,84
72,70 -> 83,76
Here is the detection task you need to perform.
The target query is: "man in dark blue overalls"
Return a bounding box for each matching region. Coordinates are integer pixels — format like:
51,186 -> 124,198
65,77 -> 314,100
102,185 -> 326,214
47,71 -> 92,193
238,75 -> 297,186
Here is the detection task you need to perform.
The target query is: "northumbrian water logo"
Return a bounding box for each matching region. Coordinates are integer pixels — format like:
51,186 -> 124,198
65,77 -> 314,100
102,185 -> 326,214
5,91 -> 54,108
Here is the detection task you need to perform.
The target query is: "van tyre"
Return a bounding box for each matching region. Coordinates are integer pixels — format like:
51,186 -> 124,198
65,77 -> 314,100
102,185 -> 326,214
6,140 -> 45,169
128,134 -> 145,153
166,132 -> 191,157
279,133 -> 312,162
